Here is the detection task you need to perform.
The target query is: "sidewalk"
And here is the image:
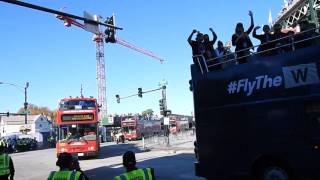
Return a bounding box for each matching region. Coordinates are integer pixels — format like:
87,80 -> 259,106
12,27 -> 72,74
138,131 -> 196,152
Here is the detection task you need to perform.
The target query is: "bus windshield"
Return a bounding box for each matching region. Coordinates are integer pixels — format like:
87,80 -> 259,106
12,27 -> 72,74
58,124 -> 97,142
123,126 -> 136,133
59,100 -> 96,110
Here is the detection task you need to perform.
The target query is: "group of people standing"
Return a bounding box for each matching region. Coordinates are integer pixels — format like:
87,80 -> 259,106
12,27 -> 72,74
188,10 -> 320,69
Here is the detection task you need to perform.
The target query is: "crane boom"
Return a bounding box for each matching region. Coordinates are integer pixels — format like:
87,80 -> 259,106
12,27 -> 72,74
115,38 -> 165,63
55,15 -> 165,63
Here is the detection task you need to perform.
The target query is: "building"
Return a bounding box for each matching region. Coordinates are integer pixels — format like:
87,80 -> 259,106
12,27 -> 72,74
0,114 -> 52,143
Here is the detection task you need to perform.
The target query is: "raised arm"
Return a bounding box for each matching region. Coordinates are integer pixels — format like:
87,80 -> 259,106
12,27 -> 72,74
252,26 -> 261,39
209,28 -> 217,44
246,11 -> 254,34
188,29 -> 197,44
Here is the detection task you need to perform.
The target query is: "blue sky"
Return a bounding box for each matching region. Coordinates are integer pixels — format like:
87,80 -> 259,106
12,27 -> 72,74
0,0 -> 283,115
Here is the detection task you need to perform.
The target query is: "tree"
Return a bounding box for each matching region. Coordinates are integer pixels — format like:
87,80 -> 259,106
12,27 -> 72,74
17,103 -> 56,121
142,109 -> 154,117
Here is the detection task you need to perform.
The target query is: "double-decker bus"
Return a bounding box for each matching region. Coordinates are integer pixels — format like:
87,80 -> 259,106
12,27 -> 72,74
169,117 -> 189,134
56,97 -> 100,158
191,29 -> 320,179
121,116 -> 161,140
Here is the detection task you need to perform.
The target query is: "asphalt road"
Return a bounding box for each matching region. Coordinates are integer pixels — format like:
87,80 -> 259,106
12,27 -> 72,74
11,135 -> 204,180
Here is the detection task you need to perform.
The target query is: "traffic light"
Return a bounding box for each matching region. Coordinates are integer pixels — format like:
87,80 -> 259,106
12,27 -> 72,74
116,94 -> 120,103
24,102 -> 28,111
189,80 -> 193,91
138,88 -> 143,98
159,99 -> 164,111
104,15 -> 116,43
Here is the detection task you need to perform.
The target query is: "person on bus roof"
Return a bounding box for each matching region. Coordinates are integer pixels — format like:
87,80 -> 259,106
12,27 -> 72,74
253,25 -> 272,56
203,28 -> 218,60
114,151 -> 155,180
47,152 -> 86,180
232,10 -> 254,64
188,29 -> 206,66
270,23 -> 293,55
294,20 -> 319,49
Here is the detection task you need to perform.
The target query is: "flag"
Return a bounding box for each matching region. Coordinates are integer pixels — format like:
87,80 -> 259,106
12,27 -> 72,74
284,0 -> 289,8
268,10 -> 273,25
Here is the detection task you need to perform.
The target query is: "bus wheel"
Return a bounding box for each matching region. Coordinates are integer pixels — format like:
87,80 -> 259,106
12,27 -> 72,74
255,163 -> 291,180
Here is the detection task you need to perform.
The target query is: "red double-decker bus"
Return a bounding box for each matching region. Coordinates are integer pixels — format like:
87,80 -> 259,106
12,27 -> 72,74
56,97 -> 100,158
121,116 -> 161,140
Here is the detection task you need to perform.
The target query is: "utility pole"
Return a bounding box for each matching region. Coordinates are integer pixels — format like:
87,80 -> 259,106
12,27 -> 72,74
24,82 -> 29,125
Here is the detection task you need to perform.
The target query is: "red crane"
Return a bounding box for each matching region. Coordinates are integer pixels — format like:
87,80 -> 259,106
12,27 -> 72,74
55,13 -> 164,124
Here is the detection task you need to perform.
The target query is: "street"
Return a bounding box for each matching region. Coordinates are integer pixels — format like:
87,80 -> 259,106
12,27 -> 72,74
11,133 -> 204,180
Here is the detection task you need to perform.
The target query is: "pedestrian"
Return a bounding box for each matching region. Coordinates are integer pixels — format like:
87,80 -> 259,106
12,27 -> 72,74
47,152 -> 85,180
114,151 -> 155,180
0,141 -> 15,180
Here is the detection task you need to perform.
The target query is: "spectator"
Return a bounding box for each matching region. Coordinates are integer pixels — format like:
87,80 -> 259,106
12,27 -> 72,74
114,151 -> 155,180
253,25 -> 272,56
232,10 -> 254,64
0,141 -> 14,180
47,152 -> 86,180
72,156 -> 90,180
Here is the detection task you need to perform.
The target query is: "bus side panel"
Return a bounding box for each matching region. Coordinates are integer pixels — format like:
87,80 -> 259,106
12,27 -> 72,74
196,98 -> 320,179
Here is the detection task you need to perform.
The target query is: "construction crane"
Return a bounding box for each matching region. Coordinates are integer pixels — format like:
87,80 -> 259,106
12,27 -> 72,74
56,12 -> 164,124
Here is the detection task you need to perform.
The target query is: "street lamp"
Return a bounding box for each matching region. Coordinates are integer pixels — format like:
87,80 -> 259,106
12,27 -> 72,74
0,81 -> 30,124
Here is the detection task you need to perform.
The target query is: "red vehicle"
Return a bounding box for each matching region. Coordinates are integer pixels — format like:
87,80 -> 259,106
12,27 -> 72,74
121,116 -> 161,140
56,97 -> 100,158
169,117 -> 189,134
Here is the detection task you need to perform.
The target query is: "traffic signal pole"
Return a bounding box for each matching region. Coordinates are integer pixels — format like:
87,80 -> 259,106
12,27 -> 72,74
0,0 -> 123,30
115,87 -> 162,103
24,82 -> 29,125
161,86 -> 170,147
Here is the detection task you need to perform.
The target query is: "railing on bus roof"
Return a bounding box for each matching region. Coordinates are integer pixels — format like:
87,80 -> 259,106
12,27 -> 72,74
193,26 -> 320,74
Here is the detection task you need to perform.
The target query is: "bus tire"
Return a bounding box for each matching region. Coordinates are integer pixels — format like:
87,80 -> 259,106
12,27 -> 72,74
253,161 -> 292,180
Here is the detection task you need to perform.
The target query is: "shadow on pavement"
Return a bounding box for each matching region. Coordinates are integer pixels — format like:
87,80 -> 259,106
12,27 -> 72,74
84,153 -> 203,180
96,142 -> 145,159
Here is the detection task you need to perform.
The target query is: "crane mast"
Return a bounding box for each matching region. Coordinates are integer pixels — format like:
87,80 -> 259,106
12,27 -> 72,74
94,33 -> 108,122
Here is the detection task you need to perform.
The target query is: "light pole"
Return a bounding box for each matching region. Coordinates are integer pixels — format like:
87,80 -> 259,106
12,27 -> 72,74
0,81 -> 30,124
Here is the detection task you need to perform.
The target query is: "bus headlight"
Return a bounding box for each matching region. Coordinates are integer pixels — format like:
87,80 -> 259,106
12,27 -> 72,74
60,148 -> 66,152
88,146 -> 95,151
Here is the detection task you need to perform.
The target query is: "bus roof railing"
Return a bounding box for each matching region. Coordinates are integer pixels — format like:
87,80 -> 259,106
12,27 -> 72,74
193,26 -> 320,74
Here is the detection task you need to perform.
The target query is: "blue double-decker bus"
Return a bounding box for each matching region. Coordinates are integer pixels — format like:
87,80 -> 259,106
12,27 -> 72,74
191,29 -> 320,179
